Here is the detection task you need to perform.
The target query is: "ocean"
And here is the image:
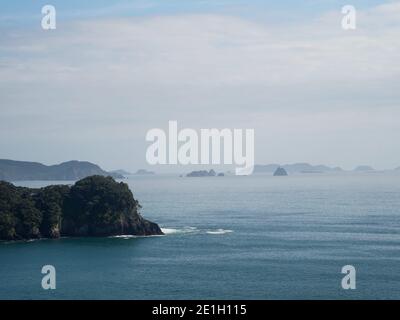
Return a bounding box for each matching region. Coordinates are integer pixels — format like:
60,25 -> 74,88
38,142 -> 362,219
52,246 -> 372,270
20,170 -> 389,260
1,173 -> 400,299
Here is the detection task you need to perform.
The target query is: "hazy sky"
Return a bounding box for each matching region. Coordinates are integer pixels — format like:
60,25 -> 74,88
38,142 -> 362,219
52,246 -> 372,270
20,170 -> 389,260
1,0 -> 399,172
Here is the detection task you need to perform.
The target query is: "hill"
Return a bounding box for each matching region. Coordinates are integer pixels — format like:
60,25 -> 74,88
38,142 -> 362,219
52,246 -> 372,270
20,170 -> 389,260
0,159 -> 123,181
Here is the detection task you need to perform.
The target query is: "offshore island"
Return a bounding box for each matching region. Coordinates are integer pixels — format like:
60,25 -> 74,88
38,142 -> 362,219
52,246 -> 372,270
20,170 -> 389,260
0,175 -> 163,241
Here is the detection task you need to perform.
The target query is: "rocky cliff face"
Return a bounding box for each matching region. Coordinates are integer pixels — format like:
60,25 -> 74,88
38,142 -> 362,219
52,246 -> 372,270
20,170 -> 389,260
0,176 -> 163,241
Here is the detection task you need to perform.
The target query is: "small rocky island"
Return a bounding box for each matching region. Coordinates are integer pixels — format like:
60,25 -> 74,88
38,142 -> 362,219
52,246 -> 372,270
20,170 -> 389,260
187,169 -> 218,177
273,167 -> 288,176
135,169 -> 155,175
0,175 -> 163,241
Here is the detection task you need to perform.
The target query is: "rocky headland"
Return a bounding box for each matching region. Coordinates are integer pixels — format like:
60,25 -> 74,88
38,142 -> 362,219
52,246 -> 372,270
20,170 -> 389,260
0,175 -> 163,241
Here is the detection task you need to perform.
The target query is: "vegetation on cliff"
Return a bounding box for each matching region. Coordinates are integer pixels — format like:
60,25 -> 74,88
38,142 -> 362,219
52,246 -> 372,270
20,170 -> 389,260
0,176 -> 163,241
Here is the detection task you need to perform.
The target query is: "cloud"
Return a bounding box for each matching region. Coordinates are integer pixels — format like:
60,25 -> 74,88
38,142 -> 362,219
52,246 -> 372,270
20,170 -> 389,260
0,4 -> 399,170
2,9 -> 400,89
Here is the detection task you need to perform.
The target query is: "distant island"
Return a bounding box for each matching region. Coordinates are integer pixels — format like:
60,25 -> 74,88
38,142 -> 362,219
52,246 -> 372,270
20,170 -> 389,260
187,169 -> 221,177
110,169 -> 132,176
135,169 -> 155,175
273,167 -> 288,176
0,159 -> 123,181
0,175 -> 163,241
253,163 -> 394,174
353,165 -> 375,172
254,163 -> 343,174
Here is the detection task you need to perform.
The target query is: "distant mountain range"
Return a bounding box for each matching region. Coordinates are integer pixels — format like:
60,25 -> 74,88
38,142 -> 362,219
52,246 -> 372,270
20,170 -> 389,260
0,159 -> 123,181
1,159 -> 397,181
253,163 -> 393,174
254,163 -> 343,174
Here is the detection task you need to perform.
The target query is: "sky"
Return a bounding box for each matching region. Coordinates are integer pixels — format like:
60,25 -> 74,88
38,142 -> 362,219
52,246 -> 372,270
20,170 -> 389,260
0,0 -> 399,172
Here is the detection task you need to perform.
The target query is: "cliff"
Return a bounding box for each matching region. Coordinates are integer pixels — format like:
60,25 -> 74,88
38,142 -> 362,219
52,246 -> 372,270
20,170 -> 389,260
0,175 -> 163,240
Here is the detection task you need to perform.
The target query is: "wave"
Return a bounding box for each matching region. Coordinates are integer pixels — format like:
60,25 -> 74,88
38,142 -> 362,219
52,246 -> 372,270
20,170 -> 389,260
206,229 -> 233,235
161,226 -> 233,236
2,229 -> 232,244
109,235 -> 138,239
161,226 -> 199,235
108,234 -> 164,240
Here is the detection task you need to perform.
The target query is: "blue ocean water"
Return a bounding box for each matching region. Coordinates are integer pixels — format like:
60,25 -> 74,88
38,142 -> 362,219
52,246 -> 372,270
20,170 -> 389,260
1,173 -> 400,300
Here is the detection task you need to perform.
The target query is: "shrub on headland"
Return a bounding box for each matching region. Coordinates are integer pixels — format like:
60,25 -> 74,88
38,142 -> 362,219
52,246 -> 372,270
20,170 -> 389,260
0,176 -> 163,241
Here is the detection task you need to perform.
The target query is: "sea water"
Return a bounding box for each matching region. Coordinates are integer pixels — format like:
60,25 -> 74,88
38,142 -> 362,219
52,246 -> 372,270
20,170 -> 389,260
1,173 -> 400,299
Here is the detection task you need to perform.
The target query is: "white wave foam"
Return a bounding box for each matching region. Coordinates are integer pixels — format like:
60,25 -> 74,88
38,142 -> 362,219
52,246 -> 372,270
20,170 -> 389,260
161,226 -> 199,235
161,227 -> 233,236
206,229 -> 233,235
109,234 -> 164,239
109,235 -> 138,239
